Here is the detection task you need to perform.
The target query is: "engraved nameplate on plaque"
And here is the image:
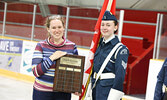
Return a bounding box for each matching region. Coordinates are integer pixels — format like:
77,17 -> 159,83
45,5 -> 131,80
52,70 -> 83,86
53,54 -> 85,93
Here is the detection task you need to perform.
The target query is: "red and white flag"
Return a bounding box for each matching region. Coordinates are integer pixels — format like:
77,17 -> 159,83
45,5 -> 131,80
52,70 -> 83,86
80,0 -> 116,99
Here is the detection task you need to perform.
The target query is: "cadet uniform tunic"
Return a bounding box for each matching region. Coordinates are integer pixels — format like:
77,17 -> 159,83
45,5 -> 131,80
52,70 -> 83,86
91,36 -> 129,100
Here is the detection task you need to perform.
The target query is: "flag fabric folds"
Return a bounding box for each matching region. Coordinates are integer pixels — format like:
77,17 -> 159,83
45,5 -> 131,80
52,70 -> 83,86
80,0 -> 116,99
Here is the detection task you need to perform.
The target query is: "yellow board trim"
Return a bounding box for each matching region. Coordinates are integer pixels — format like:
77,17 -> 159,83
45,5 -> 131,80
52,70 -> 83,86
0,68 -> 35,83
150,59 -> 165,62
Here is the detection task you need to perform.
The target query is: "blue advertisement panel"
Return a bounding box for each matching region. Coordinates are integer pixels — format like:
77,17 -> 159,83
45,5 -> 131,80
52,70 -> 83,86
0,39 -> 22,53
0,39 -> 23,72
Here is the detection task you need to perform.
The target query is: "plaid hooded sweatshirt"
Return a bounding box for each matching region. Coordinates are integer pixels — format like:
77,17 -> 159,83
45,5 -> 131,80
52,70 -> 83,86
32,38 -> 78,91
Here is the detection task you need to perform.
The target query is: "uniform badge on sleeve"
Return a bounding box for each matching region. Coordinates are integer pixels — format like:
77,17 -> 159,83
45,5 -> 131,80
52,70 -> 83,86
122,60 -> 127,69
120,49 -> 127,55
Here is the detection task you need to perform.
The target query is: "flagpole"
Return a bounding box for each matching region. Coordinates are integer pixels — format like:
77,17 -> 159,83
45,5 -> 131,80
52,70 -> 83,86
107,0 -> 113,11
80,0 -> 117,99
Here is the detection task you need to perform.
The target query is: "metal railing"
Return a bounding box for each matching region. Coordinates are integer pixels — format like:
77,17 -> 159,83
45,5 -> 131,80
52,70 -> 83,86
0,1 -> 160,49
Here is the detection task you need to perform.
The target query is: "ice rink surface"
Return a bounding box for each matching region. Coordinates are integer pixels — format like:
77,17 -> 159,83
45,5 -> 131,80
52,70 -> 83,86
0,75 -> 33,100
0,75 -> 145,100
0,75 -> 80,100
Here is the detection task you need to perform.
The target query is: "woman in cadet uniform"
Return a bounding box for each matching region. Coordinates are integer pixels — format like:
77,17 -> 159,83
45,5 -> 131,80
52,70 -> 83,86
32,15 -> 80,100
154,58 -> 167,100
91,10 -> 129,100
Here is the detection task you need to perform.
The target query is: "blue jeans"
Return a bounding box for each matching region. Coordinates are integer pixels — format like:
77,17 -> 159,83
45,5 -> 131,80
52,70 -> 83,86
33,88 -> 71,100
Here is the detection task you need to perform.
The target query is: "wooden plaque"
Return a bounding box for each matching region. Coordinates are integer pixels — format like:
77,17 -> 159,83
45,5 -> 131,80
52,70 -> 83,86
53,54 -> 85,93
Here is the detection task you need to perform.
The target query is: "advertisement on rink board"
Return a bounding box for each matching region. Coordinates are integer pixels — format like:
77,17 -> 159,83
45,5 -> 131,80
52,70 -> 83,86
20,41 -> 37,76
0,38 -> 89,76
0,39 -> 23,72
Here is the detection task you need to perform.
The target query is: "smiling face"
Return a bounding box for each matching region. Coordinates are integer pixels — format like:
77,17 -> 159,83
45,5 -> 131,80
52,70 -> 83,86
47,19 -> 65,40
45,15 -> 65,43
100,20 -> 117,40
